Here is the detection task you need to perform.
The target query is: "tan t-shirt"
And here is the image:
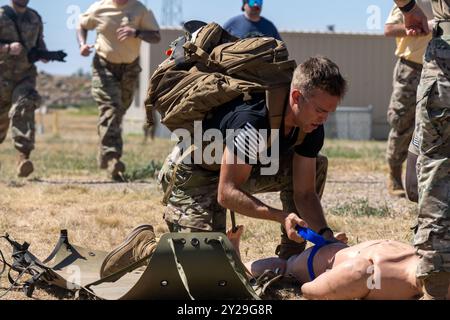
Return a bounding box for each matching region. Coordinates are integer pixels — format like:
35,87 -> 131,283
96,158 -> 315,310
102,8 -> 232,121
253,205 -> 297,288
431,0 -> 450,20
79,0 -> 160,64
386,1 -> 434,64
395,0 -> 449,20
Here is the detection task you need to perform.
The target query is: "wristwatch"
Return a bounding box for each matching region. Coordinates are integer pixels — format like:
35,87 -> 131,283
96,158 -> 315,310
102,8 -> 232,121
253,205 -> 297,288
134,29 -> 141,38
399,0 -> 416,13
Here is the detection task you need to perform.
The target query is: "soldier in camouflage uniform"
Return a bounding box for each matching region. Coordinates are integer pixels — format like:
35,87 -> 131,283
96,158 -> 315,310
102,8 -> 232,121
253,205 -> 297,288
0,0 -> 46,178
155,58 -> 348,258
384,1 -> 434,197
159,152 -> 329,256
77,0 -> 160,181
100,57 -> 349,279
395,0 -> 450,300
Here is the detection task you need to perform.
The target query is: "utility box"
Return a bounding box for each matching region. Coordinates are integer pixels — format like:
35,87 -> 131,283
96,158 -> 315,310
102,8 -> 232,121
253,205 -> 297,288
325,106 -> 373,140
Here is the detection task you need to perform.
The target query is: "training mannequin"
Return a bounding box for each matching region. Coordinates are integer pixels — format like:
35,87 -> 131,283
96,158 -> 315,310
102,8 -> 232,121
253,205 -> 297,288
228,226 -> 449,300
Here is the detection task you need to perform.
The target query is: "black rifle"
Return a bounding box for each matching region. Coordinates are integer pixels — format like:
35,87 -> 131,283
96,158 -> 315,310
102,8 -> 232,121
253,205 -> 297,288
27,47 -> 67,63
1,5 -> 67,63
0,39 -> 67,63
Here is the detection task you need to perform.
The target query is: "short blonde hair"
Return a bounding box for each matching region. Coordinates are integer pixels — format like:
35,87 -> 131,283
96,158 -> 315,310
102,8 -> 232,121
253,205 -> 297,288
292,56 -> 347,98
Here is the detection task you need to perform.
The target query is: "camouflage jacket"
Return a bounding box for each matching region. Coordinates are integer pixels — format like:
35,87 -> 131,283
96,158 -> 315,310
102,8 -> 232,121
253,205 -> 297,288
0,5 -> 46,78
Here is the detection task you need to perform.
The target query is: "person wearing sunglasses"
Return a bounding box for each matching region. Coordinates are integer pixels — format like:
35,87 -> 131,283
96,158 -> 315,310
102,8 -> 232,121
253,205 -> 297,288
223,0 -> 282,40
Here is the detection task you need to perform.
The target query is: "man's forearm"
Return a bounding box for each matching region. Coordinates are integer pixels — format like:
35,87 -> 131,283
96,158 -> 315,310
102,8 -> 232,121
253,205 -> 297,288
294,193 -> 328,232
218,186 -> 287,224
385,24 -> 407,37
137,30 -> 161,44
77,27 -> 88,46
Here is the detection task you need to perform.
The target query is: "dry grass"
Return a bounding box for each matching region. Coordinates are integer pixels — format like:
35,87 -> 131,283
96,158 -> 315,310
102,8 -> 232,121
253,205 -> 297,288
0,110 -> 417,300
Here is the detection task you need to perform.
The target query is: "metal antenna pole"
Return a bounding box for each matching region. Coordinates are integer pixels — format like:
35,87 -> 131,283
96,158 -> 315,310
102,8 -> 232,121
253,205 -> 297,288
161,0 -> 183,27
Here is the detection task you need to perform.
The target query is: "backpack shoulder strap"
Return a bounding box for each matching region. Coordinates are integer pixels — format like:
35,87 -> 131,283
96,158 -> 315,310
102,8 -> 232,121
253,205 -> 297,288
1,5 -> 26,49
267,87 -> 290,131
266,87 -> 307,148
2,5 -> 16,21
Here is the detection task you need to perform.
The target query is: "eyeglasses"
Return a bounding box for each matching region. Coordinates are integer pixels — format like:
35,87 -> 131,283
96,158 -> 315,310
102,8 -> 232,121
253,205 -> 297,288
248,0 -> 263,8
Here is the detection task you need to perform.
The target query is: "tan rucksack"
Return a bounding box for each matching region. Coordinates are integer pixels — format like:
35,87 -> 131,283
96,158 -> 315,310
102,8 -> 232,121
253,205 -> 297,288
145,22 -> 297,133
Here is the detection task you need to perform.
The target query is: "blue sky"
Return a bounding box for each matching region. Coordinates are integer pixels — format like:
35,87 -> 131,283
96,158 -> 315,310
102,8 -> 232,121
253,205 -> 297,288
0,0 -> 394,74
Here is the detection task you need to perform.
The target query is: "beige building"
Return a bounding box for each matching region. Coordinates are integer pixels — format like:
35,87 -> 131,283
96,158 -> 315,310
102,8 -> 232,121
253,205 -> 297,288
126,28 -> 398,140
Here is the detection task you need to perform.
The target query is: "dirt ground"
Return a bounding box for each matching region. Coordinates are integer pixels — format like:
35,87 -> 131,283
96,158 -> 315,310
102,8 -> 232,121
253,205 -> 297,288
0,110 -> 417,300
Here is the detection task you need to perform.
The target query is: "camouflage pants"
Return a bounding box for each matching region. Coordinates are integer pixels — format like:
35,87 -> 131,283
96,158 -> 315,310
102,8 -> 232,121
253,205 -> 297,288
159,151 -> 328,255
386,58 -> 422,168
91,55 -> 141,163
0,70 -> 41,155
413,37 -> 450,277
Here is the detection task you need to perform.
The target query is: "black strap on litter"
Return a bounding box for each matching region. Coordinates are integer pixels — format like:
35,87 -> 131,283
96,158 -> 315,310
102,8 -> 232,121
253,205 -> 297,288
0,245 -> 7,276
252,268 -> 284,297
0,235 -> 30,298
0,233 -> 50,298
43,230 -> 69,264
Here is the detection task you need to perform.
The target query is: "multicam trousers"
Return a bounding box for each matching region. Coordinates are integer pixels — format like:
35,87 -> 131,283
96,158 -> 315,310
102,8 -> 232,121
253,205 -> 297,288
91,55 -> 141,163
413,36 -> 450,277
0,69 -> 41,155
386,58 -> 423,168
159,151 -> 328,257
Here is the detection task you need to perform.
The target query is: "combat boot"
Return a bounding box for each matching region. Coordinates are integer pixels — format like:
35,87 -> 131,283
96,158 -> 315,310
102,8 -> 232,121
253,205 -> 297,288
100,224 -> 157,279
420,273 -> 450,300
107,157 -> 126,181
17,152 -> 34,178
387,165 -> 405,197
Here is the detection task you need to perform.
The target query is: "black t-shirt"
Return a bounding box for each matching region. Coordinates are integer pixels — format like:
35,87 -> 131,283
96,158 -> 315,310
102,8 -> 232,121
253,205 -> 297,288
202,95 -> 324,164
